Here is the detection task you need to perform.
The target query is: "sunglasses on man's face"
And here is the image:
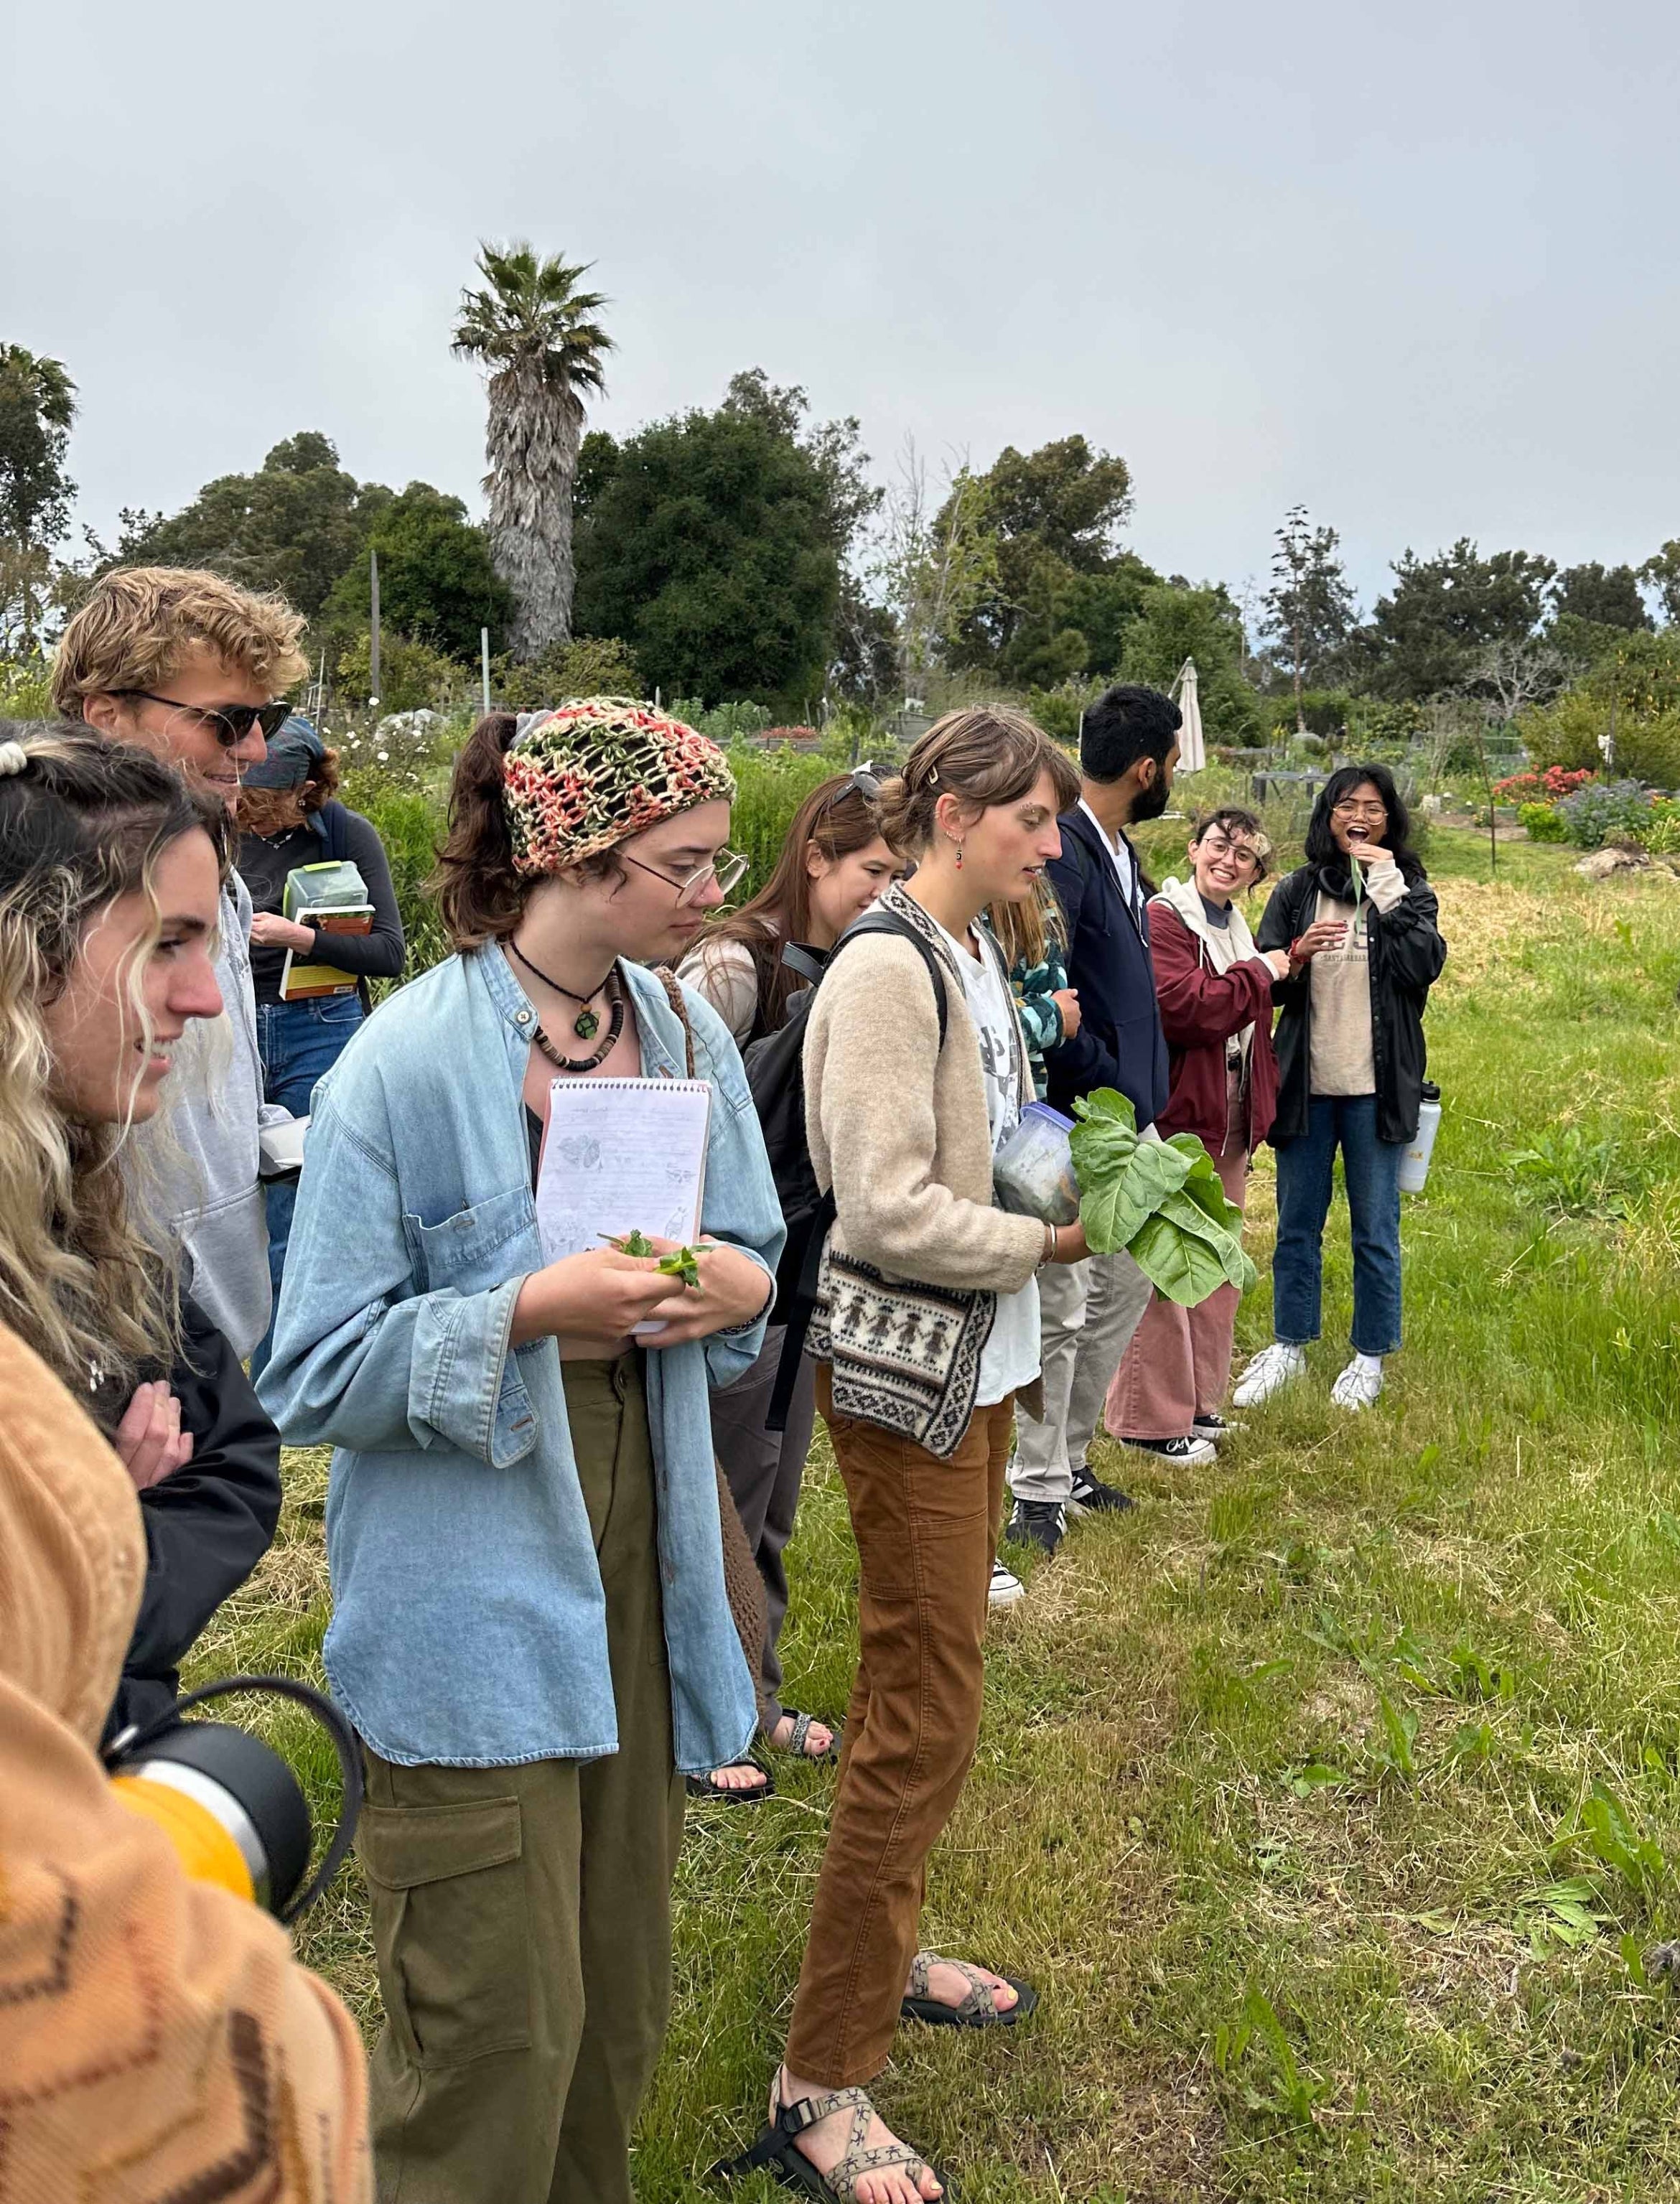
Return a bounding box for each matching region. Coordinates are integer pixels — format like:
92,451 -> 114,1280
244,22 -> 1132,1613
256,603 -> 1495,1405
115,691 -> 292,747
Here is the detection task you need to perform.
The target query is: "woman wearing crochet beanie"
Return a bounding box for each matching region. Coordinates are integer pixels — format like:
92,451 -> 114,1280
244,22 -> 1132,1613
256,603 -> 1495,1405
260,700 -> 784,2204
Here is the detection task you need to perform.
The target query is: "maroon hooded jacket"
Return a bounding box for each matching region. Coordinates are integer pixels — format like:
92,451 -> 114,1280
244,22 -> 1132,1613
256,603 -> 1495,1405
1147,898 -> 1280,1152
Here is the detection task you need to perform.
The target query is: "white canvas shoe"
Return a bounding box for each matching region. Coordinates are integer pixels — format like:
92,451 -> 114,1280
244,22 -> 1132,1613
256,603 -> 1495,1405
1330,1356 -> 1384,1411
1231,1342 -> 1307,1409
988,1559 -> 1026,1608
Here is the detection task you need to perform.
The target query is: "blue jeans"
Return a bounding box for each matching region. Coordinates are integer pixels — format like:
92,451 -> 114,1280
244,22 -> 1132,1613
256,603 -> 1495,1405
1271,1095 -> 1404,1357
251,994 -> 363,1375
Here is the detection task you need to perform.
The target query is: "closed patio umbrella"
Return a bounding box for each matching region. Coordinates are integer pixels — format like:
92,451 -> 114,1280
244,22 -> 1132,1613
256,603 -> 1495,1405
1171,657 -> 1206,772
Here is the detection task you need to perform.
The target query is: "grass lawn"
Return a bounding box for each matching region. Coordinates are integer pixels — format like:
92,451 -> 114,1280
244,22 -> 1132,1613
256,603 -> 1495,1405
191,828 -> 1680,2200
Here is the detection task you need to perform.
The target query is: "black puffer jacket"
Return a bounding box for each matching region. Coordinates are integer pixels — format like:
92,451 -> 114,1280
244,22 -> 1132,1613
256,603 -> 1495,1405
1256,858 -> 1447,1147
98,1294 -> 283,1741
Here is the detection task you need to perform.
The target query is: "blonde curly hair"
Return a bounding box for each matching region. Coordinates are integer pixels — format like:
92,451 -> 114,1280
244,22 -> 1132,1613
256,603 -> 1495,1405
51,566 -> 309,720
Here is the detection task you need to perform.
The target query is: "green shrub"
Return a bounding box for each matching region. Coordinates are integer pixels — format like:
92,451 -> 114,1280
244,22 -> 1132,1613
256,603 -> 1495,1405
1633,798 -> 1680,855
337,630 -> 468,716
724,744 -> 836,894
1519,802 -> 1568,843
1024,678 -> 1093,744
336,773 -> 452,983
1554,778 -> 1655,849
674,699 -> 774,745
493,636 -> 643,713
0,655 -> 54,719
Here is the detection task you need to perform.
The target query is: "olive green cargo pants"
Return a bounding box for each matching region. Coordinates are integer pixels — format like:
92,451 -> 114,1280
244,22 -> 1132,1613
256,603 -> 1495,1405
356,1353 -> 685,2204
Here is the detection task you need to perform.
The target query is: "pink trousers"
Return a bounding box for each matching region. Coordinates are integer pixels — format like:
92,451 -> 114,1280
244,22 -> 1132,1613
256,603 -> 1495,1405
1106,1136 -> 1249,1443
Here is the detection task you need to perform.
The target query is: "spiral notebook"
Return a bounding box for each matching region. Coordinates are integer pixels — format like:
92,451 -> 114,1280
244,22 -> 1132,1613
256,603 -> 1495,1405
534,1077 -> 712,1276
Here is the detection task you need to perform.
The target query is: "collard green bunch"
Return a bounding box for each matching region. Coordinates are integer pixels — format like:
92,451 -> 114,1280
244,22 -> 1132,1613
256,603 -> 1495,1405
1068,1089 -> 1255,1305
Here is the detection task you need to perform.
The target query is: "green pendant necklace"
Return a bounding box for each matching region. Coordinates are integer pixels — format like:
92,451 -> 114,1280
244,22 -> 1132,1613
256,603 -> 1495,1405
508,938 -> 613,1040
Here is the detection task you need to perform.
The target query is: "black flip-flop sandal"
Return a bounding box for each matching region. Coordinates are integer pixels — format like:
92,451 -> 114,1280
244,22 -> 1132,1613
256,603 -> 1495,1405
900,1951 -> 1038,2029
685,1758 -> 775,1803
767,1709 -> 841,1762
711,2079 -> 954,2200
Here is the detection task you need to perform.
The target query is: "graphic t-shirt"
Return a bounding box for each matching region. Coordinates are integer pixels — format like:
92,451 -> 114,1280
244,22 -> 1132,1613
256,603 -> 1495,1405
929,916 -> 1041,1407
1307,890 -> 1376,1096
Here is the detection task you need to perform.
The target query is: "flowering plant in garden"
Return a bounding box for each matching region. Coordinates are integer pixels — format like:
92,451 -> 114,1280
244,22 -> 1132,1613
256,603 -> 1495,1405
1554,778 -> 1656,850
324,709 -> 459,793
1493,765 -> 1596,804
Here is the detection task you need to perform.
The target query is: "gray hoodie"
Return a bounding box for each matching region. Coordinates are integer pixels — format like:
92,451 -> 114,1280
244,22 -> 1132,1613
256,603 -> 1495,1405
133,872 -> 289,1358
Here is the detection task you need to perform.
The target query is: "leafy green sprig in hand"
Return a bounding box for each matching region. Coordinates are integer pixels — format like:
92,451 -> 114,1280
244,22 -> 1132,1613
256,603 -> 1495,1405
1067,1088 -> 1255,1305
603,1228 -> 703,1291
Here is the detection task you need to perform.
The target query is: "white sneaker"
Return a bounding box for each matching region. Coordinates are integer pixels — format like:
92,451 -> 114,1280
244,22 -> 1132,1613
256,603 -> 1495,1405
1330,1357 -> 1384,1411
988,1559 -> 1026,1608
1231,1342 -> 1307,1409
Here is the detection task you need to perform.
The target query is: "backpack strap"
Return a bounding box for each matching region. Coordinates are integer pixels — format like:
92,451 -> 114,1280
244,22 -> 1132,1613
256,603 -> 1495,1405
764,910 -> 948,1432
831,910 -> 949,1050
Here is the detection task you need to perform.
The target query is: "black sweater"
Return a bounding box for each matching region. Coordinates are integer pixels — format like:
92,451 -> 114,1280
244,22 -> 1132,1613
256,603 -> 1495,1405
237,804 -> 405,1005
100,1295 -> 284,1741
1256,859 -> 1447,1147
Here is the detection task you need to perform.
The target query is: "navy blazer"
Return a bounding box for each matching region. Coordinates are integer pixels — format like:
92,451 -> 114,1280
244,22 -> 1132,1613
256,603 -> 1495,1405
1042,805 -> 1171,1131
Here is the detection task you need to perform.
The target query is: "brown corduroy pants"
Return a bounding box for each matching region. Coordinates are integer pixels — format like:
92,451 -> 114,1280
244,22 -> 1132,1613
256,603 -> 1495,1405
784,1367 -> 1014,2087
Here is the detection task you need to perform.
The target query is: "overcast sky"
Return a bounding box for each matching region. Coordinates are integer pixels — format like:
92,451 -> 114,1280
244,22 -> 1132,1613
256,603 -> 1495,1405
9,0 -> 1677,613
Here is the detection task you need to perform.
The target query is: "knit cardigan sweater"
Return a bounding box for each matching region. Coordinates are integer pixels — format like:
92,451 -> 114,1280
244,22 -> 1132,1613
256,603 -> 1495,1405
0,1320 -> 369,2203
803,883 -> 1046,1422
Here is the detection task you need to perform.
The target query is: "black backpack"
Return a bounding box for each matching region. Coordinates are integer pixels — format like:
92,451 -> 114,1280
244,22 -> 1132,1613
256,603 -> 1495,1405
745,912 -> 948,1431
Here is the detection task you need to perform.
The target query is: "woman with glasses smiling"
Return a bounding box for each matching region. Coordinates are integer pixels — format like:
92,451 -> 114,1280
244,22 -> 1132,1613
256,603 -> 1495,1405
1241,763 -> 1447,1414
259,699 -> 783,2204
1106,806 -> 1289,1461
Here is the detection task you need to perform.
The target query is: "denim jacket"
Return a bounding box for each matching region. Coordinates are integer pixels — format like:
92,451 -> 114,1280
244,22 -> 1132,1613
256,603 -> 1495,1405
257,945 -> 784,1773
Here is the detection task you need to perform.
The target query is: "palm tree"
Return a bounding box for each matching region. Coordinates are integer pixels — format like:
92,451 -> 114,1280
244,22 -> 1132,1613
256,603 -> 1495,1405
452,242 -> 613,659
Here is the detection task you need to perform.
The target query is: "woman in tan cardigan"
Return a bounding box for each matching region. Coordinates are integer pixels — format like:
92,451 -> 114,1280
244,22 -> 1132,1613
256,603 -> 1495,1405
722,709 -> 1083,2204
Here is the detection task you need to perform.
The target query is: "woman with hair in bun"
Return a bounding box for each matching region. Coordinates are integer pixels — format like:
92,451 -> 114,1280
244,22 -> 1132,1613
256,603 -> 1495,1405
719,707 -> 1085,2204
261,701 -> 785,2204
680,766 -> 902,1796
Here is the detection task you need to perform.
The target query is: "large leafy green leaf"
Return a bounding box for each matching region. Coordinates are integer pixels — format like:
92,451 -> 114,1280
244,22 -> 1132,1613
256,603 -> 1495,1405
1067,1088 -> 1253,1295
1078,1153 -> 1151,1255
1154,1188 -> 1255,1291
1128,1209 -> 1239,1304
1180,1152 -> 1246,1236
1075,1089 -> 1138,1132
1077,1121 -> 1193,1254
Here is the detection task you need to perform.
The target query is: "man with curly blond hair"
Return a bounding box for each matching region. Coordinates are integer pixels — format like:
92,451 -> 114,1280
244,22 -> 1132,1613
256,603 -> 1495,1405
55,566 -> 309,1355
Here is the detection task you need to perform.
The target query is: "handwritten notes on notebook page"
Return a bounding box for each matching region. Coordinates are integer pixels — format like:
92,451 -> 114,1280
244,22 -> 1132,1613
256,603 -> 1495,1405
534,1076 -> 712,1271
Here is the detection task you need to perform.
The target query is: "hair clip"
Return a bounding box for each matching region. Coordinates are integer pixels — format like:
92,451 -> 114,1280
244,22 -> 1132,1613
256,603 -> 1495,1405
924,765 -> 940,788
0,741 -> 29,778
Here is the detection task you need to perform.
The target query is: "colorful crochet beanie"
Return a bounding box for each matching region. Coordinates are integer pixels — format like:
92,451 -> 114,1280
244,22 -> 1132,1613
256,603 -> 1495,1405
502,696 -> 737,877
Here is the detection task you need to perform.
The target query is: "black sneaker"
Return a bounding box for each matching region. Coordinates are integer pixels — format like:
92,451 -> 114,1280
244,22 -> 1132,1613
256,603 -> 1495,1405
1006,1499 -> 1065,1556
1193,1412 -> 1236,1444
1117,1433 -> 1218,1465
1068,1460 -> 1134,1517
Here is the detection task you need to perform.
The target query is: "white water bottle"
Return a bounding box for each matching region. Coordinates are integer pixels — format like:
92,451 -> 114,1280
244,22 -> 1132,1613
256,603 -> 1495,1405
1399,1083 -> 1442,1194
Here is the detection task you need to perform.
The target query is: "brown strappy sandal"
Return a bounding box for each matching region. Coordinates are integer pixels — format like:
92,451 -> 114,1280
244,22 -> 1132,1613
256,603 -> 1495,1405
900,1951 -> 1039,2029
710,2073 -> 953,2200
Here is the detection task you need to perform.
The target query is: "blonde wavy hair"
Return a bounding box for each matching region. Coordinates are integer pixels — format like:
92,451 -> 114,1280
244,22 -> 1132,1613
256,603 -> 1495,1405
0,720 -> 230,1411
50,565 -> 309,720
